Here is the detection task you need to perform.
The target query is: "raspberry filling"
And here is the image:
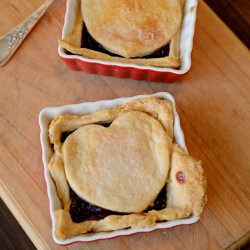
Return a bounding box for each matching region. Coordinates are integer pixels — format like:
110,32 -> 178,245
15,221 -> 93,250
69,185 -> 167,223
81,24 -> 170,59
69,188 -> 125,223
176,171 -> 185,184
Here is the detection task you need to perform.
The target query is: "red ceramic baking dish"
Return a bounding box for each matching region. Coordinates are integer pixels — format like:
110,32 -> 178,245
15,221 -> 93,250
58,0 -> 198,83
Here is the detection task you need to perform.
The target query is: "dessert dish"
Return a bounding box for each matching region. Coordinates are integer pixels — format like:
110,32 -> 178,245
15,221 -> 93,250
58,0 -> 198,82
59,0 -> 183,68
44,95 -> 207,241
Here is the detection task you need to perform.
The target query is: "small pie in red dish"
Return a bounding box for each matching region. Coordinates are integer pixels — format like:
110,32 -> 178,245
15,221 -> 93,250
59,0 -> 184,68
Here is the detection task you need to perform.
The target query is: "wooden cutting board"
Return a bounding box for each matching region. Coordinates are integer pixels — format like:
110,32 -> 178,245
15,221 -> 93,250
0,0 -> 249,249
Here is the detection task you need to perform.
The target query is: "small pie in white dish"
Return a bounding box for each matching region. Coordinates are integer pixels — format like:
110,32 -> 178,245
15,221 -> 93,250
46,96 -> 207,240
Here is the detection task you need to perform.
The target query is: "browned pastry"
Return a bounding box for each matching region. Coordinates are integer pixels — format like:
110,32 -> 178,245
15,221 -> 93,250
58,0 -> 184,68
48,97 -> 207,240
81,0 -> 182,58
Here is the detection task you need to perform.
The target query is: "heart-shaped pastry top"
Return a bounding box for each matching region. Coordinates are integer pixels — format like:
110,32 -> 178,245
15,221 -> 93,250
63,111 -> 171,213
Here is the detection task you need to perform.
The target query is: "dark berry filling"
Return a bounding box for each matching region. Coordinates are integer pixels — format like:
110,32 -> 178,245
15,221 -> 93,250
81,24 -> 170,58
142,44 -> 170,59
69,184 -> 167,223
81,24 -> 120,57
69,188 -> 125,223
99,122 -> 111,127
144,184 -> 167,212
61,131 -> 75,143
176,171 -> 185,184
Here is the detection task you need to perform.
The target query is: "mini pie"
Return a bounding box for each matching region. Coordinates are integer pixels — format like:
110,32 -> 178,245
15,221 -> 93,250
59,0 -> 184,68
48,97 -> 207,240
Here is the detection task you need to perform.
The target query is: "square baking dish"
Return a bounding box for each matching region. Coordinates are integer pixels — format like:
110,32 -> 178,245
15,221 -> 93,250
39,92 -> 199,244
58,0 -> 198,83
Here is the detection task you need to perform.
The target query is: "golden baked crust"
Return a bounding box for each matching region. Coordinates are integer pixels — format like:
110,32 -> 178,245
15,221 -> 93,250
114,96 -> 174,139
58,0 -> 184,68
63,111 -> 171,213
54,207 -> 191,240
167,144 -> 207,217
81,0 -> 182,58
48,97 -> 207,240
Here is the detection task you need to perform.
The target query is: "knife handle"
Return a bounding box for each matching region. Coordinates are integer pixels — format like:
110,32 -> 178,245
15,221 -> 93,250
0,0 -> 53,67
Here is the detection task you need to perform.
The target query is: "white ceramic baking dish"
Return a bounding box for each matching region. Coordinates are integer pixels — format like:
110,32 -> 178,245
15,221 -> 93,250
39,92 -> 199,244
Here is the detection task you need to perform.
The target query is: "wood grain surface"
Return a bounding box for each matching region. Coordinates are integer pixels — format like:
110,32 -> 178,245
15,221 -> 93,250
0,198 -> 35,250
0,0 -> 249,249
204,0 -> 250,48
